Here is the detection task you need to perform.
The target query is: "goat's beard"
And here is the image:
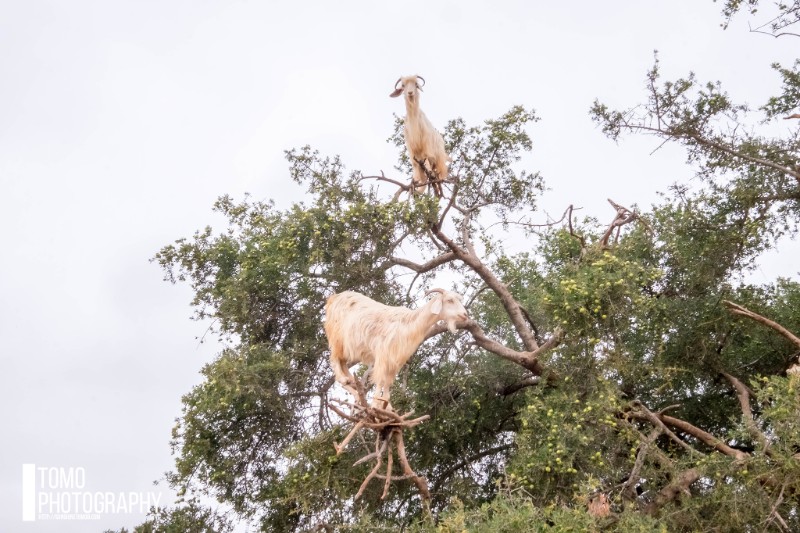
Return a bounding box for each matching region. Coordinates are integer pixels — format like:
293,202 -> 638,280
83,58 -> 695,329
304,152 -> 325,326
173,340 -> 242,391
447,320 -> 458,334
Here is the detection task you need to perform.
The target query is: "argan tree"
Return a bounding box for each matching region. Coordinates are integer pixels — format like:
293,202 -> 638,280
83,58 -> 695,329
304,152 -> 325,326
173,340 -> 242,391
138,3 -> 800,531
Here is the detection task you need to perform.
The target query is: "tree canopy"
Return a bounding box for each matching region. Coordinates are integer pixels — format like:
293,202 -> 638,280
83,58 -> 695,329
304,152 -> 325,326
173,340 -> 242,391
124,3 -> 800,531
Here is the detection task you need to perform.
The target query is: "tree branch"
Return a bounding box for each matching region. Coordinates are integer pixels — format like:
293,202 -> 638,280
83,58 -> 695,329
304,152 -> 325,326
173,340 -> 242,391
644,467 -> 701,516
358,171 -> 411,191
628,401 -> 704,457
719,371 -> 769,452
496,377 -> 541,396
688,132 -> 800,183
430,443 -> 514,497
384,252 -> 457,274
600,199 -> 643,248
424,319 -> 562,376
628,403 -> 748,460
431,225 -> 541,352
622,428 -> 660,501
723,300 -> 800,350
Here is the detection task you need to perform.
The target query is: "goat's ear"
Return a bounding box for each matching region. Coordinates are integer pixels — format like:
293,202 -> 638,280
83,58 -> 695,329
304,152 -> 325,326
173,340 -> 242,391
430,298 -> 442,315
389,88 -> 403,98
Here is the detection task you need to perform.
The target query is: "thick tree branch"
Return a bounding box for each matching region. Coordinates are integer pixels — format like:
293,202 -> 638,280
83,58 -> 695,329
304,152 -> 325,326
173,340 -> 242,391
425,319 -> 562,376
384,252 -> 457,273
719,371 -> 769,452
496,377 -> 541,396
622,428 -> 661,501
431,226 -> 540,352
628,402 -> 704,457
644,467 -> 701,516
660,414 -> 748,460
723,300 -> 800,350
628,403 -> 748,460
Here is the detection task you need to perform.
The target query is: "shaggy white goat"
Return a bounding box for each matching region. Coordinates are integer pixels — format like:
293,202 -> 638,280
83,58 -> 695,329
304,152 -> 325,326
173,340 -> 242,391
325,288 -> 468,407
390,75 -> 450,196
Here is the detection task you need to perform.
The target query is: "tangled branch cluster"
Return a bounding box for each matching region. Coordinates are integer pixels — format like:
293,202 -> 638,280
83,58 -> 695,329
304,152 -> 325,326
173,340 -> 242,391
328,374 -> 431,503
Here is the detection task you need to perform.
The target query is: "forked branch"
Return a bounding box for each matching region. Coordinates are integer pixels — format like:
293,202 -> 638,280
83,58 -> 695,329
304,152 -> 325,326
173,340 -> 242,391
600,199 -> 646,248
628,401 -> 748,460
424,319 -> 563,377
328,399 -> 431,503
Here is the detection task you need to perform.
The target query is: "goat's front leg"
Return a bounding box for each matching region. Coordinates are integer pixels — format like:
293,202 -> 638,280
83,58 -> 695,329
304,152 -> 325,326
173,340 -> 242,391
410,160 -> 428,194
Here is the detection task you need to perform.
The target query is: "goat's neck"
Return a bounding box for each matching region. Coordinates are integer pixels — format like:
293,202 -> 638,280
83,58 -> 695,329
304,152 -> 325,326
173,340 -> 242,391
404,96 -> 420,119
408,301 -> 440,345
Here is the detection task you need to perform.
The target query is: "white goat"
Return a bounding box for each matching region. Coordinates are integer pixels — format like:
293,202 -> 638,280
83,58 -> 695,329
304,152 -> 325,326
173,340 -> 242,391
390,75 -> 450,196
325,288 -> 468,408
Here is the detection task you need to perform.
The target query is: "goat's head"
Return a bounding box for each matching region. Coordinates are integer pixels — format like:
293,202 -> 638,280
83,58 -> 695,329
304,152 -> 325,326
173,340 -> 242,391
425,288 -> 468,333
390,75 -> 425,102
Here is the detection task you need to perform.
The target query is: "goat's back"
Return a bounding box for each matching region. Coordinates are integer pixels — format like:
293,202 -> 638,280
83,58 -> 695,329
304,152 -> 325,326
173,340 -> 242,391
325,291 -> 412,329
325,291 -> 421,358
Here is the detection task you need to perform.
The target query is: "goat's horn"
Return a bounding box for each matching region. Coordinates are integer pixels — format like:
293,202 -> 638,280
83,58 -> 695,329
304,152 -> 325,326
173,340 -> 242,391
416,76 -> 426,87
394,78 -> 403,91
424,288 -> 445,297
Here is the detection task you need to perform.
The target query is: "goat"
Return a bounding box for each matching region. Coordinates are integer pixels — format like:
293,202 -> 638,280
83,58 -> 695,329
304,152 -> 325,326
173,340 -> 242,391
325,288 -> 468,408
390,75 -> 450,196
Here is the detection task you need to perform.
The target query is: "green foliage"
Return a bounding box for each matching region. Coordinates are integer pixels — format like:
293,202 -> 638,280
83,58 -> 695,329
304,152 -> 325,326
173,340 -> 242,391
717,0 -> 800,33
429,492 -> 666,533
104,502 -> 233,533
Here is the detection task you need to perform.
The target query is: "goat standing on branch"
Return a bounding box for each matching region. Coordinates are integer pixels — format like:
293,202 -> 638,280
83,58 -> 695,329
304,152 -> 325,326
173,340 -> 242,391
325,288 -> 468,408
390,75 -> 450,197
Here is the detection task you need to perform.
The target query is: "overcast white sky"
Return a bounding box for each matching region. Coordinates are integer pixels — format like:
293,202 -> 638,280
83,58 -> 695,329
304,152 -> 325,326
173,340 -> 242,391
1,1 -> 797,531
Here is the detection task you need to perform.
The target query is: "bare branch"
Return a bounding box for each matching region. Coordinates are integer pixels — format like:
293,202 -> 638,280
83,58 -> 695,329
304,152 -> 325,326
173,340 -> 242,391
329,397 -> 431,502
355,435 -> 388,500
600,199 -> 642,248
748,24 -> 800,39
485,204 -> 583,232
723,300 -> 800,350
628,402 -> 748,460
763,480 -> 790,533
644,467 -> 701,515
384,252 -> 457,273
628,402 -> 704,457
719,371 -> 769,452
566,204 -> 587,250
622,428 -> 660,501
460,209 -> 478,258
358,171 -> 411,191
431,225 -> 541,352
424,319 -> 562,376
437,175 -> 460,228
